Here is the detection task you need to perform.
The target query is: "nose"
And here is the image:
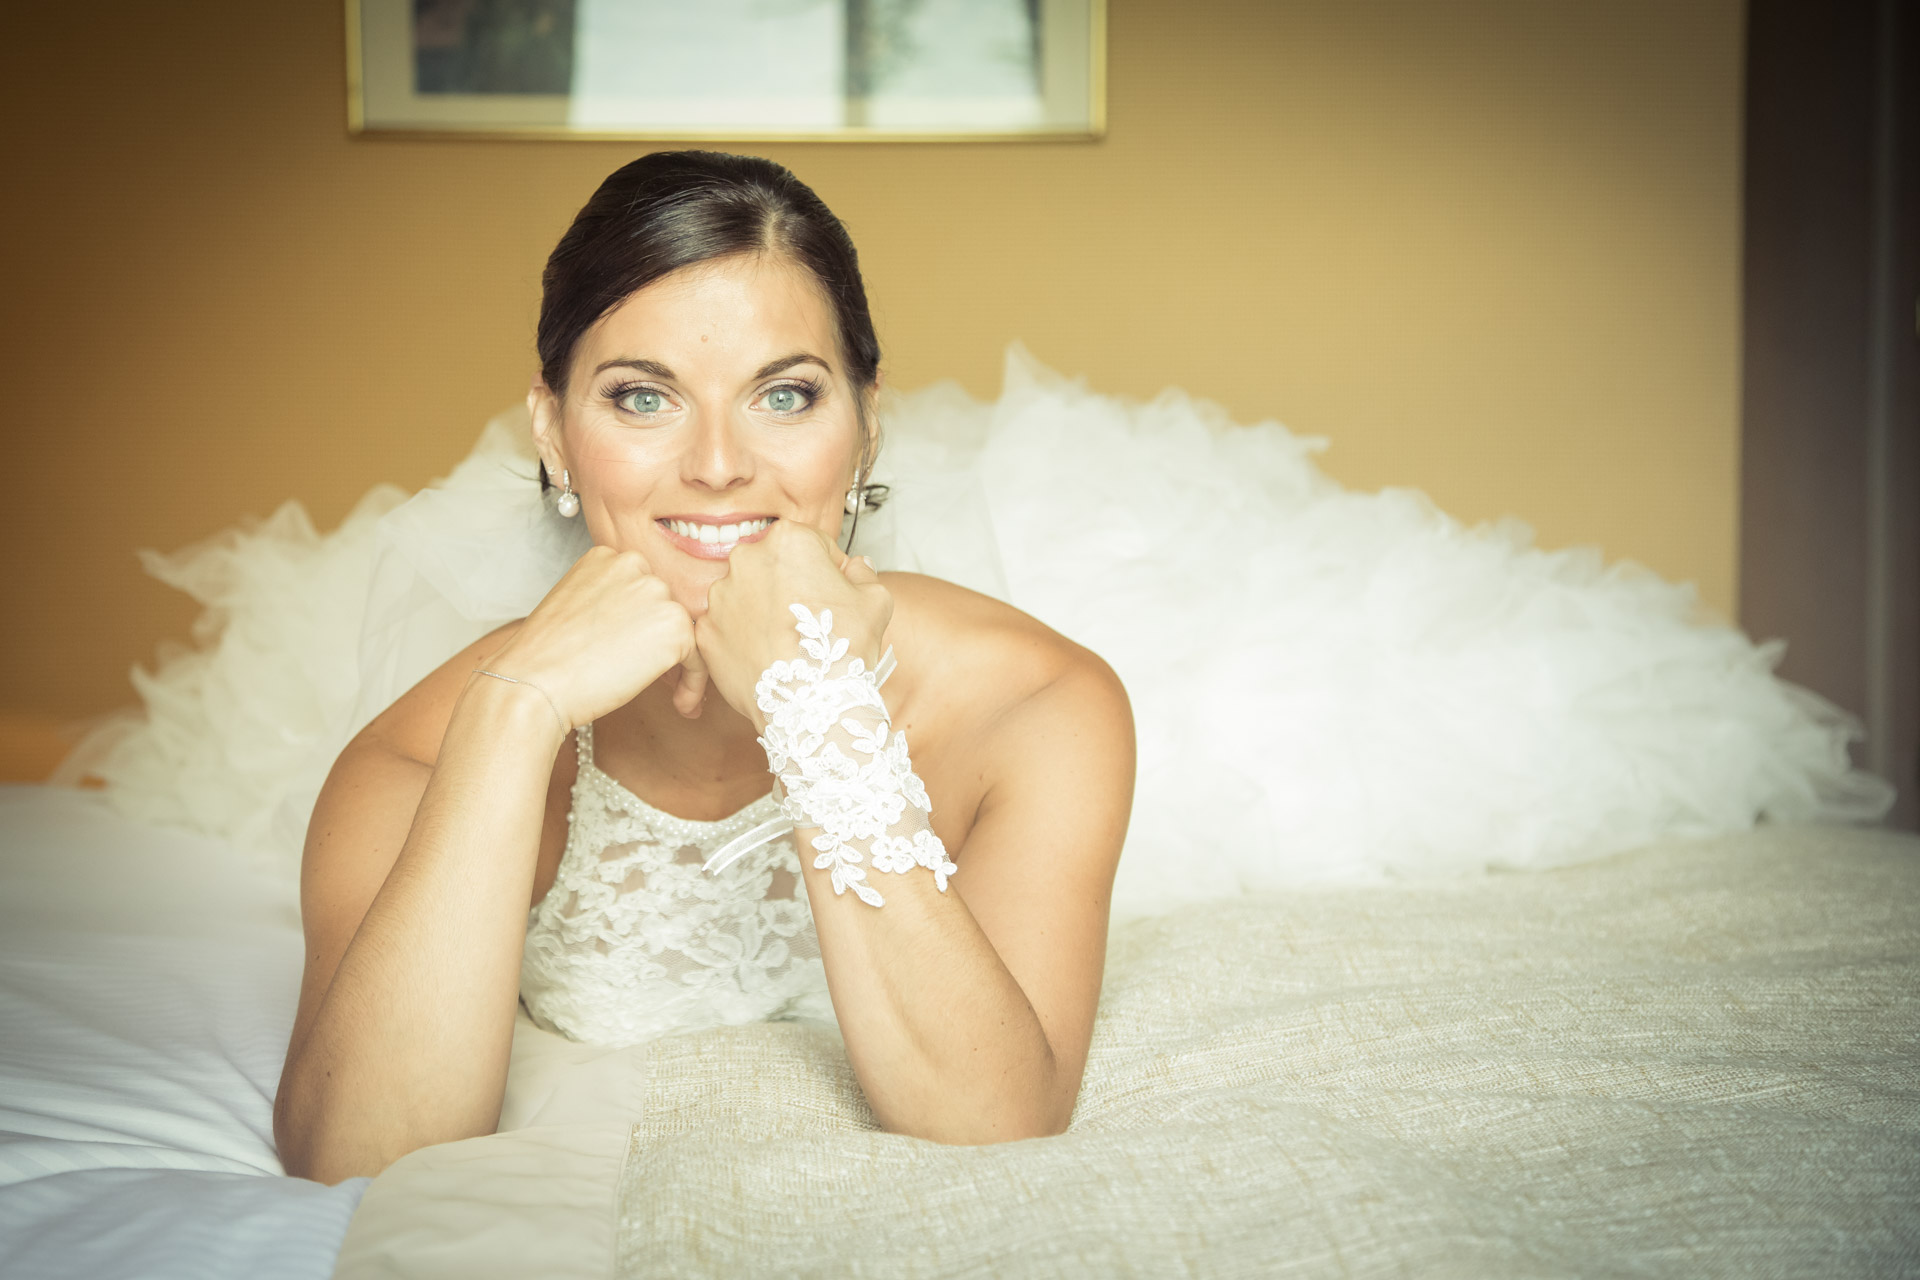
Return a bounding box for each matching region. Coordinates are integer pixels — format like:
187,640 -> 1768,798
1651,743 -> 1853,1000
680,405 -> 754,492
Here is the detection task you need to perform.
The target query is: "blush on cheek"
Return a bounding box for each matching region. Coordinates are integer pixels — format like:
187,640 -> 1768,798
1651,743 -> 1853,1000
566,415 -> 665,470
564,425 -> 657,533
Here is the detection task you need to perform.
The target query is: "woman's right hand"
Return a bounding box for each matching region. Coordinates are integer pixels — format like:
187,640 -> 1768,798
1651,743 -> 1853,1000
479,545 -> 709,727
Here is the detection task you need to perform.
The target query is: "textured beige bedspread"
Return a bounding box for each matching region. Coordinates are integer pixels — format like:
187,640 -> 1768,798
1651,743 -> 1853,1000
334,826 -> 1920,1278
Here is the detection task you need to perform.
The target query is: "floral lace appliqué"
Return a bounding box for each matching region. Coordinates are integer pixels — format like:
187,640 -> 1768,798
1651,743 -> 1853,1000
519,724 -> 835,1048
755,604 -> 957,908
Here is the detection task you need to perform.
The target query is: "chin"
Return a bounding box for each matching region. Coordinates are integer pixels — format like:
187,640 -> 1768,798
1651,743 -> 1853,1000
670,567 -> 725,618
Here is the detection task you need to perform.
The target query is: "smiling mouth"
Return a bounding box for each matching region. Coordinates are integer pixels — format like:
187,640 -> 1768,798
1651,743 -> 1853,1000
657,515 -> 776,556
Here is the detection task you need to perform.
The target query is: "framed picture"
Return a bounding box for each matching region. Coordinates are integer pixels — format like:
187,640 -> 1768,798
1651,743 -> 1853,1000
347,0 -> 1105,141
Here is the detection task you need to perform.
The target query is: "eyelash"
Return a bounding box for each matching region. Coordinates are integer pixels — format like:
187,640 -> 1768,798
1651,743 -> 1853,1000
765,377 -> 826,415
603,377 -> 827,417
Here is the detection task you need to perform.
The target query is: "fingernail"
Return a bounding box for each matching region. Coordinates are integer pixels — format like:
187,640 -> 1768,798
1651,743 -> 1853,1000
860,556 -> 876,569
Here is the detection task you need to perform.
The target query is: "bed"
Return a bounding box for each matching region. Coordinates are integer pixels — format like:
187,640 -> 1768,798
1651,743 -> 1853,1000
0,786 -> 366,1280
6,356 -> 1912,1276
4,783 -> 1914,1279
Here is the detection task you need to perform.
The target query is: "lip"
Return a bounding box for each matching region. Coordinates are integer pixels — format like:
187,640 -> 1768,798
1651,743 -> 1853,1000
655,514 -> 777,560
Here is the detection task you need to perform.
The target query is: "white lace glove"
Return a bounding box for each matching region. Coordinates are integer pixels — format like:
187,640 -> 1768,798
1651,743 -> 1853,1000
741,604 -> 957,908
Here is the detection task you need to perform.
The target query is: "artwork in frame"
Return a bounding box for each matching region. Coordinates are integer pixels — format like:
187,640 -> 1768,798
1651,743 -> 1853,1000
348,0 -> 1105,140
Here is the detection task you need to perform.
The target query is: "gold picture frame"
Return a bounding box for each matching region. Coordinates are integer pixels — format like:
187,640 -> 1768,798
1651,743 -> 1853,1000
347,0 -> 1106,142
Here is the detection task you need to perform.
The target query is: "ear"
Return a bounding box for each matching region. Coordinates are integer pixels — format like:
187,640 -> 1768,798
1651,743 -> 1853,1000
857,375 -> 884,476
527,377 -> 565,477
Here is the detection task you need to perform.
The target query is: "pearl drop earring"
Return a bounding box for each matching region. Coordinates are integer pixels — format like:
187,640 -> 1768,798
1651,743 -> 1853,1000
556,468 -> 580,518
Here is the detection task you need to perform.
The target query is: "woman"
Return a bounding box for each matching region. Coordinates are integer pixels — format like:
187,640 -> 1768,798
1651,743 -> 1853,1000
272,151 -> 1137,1183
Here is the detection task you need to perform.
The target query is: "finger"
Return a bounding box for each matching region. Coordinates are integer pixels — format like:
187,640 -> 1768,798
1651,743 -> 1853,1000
672,675 -> 706,718
840,554 -> 880,587
672,646 -> 709,719
790,522 -> 839,558
609,545 -> 656,578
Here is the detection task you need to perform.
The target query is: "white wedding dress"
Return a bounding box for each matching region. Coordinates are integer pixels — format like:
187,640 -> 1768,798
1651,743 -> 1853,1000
519,724 -> 834,1047
57,344 -> 1897,1050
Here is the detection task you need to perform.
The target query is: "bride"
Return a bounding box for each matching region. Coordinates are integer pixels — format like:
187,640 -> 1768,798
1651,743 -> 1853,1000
271,151 -> 1136,1182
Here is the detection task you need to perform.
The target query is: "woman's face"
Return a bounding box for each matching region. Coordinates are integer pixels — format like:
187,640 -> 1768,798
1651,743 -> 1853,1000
531,252 -> 871,617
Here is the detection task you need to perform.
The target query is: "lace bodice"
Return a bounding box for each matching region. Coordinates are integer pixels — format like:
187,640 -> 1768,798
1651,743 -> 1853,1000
519,724 -> 835,1048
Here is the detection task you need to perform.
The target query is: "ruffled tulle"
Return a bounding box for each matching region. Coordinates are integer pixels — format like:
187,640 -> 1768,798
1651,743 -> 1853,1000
59,345 -> 1894,919
54,485 -> 408,862
56,422 -> 591,868
875,349 -> 1893,916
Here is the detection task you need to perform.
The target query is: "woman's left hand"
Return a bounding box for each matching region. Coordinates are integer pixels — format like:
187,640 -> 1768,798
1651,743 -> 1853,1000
697,520 -> 892,728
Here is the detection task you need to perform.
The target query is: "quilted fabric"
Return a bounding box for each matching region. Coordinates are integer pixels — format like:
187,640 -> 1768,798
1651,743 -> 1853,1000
335,825 -> 1920,1279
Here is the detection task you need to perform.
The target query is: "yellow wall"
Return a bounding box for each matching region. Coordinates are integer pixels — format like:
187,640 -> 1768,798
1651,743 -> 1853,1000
0,0 -> 1744,774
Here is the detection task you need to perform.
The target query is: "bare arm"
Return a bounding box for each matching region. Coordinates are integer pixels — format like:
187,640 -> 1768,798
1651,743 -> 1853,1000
274,547 -> 703,1182
695,528 -> 1135,1144
273,664 -> 567,1183
804,653 -> 1135,1143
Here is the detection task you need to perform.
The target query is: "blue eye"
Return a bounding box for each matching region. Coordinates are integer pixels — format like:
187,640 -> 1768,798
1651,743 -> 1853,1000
763,381 -> 821,415
615,387 -> 668,414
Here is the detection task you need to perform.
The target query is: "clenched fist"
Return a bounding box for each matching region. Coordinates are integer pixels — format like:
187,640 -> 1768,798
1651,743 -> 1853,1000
696,521 -> 891,728
480,544 -> 710,727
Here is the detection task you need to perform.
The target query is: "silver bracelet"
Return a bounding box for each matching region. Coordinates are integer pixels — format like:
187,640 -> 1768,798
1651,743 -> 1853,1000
472,668 -> 570,735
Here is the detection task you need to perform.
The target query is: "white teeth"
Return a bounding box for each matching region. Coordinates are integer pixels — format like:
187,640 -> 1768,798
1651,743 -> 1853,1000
664,517 -> 772,544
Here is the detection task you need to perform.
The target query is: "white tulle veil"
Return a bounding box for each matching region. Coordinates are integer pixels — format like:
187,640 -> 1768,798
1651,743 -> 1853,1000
60,345 -> 1894,921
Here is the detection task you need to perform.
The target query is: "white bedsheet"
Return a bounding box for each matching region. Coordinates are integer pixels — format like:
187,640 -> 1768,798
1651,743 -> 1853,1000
0,785 -> 365,1280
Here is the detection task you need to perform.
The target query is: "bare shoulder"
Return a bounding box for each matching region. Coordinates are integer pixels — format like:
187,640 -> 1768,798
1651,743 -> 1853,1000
883,572 -> 1131,753
352,619 -> 532,768
881,577 -> 1133,1075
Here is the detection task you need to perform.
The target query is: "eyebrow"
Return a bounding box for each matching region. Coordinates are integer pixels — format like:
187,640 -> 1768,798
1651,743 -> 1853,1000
590,351 -> 834,382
